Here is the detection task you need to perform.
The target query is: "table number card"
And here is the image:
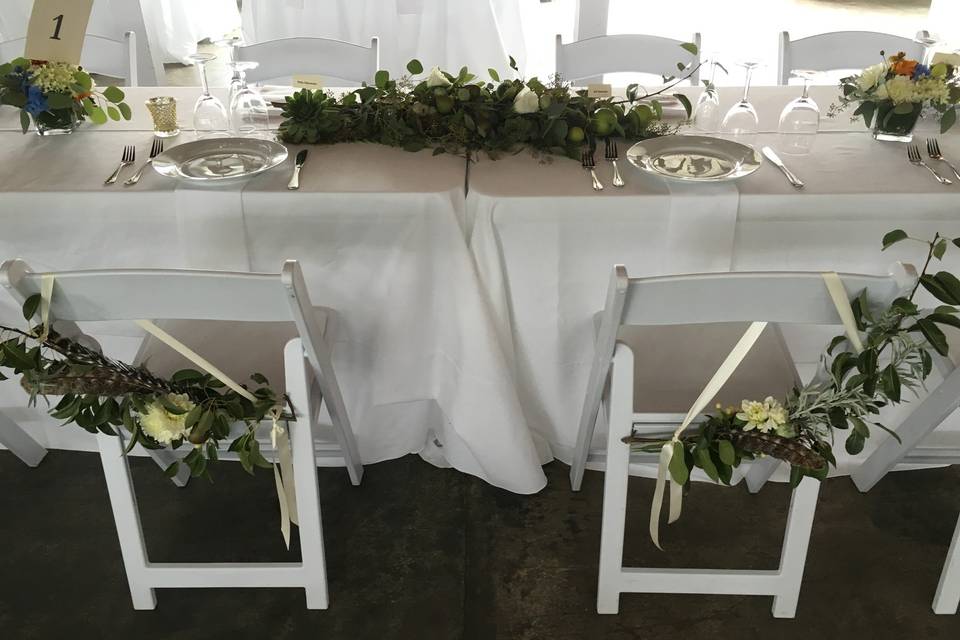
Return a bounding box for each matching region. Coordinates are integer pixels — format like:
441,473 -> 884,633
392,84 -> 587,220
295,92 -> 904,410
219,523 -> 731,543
587,84 -> 613,99
292,75 -> 324,90
24,0 -> 94,64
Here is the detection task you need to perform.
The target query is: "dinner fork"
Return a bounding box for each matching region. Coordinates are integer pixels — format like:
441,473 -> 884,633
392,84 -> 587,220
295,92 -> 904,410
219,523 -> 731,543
927,137 -> 960,181
582,147 -> 603,191
908,144 -> 952,185
124,138 -> 164,186
104,145 -> 136,185
604,138 -> 625,187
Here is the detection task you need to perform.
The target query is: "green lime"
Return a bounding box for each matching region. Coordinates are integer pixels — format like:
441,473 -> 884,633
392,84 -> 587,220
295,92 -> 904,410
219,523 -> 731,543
567,126 -> 585,144
592,117 -> 614,137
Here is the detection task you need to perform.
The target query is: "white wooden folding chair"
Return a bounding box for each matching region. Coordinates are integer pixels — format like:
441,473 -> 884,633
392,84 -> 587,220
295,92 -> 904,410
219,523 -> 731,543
0,31 -> 138,86
571,265 -> 912,617
555,32 -> 701,86
0,410 -> 46,467
0,258 -> 362,610
778,30 -> 923,85
236,36 -> 379,86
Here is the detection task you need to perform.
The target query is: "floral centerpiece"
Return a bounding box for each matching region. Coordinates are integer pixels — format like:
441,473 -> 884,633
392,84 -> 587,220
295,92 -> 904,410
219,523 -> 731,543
831,52 -> 960,141
0,57 -> 131,135
279,50 -> 696,159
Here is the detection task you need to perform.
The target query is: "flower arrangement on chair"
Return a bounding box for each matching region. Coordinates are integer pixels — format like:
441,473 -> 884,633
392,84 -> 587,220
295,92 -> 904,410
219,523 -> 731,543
0,57 -> 131,135
831,51 -> 960,141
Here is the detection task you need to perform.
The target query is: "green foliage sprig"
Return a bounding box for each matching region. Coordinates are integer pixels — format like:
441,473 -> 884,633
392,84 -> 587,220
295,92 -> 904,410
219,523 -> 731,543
0,309 -> 287,481
630,231 -> 960,488
279,51 -> 698,159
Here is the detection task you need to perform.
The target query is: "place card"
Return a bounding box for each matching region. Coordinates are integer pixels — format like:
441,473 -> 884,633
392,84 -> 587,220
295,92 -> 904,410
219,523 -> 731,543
24,0 -> 94,64
292,75 -> 324,90
587,83 -> 613,99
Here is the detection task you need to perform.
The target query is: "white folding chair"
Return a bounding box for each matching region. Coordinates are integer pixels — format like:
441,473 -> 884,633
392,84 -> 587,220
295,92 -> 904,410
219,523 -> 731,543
0,31 -> 138,86
572,265 -> 912,617
936,513 -> 960,614
0,258 -> 362,610
778,30 -> 924,85
555,33 -> 701,86
236,36 -> 379,86
0,410 -> 46,467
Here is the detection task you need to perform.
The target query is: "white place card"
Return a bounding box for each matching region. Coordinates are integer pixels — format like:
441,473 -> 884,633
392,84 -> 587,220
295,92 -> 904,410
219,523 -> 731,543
24,0 -> 94,65
587,84 -> 613,99
292,75 -> 324,90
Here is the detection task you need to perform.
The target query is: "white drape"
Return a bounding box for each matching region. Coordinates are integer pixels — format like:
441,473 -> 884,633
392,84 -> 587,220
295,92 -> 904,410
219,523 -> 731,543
240,0 -> 526,78
140,0 -> 241,64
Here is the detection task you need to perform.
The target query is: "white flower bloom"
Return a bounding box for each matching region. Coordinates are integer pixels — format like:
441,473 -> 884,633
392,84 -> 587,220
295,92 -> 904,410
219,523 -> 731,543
513,87 -> 540,114
140,393 -> 194,444
736,396 -> 790,435
885,75 -> 917,104
858,63 -> 887,91
426,67 -> 451,88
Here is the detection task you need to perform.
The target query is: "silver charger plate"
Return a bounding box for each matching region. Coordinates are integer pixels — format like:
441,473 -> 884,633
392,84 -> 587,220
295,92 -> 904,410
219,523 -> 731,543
626,135 -> 762,183
152,137 -> 288,182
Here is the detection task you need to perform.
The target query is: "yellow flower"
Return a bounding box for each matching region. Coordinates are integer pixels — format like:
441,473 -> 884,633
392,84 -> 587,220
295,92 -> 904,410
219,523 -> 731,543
736,396 -> 790,434
140,393 -> 194,444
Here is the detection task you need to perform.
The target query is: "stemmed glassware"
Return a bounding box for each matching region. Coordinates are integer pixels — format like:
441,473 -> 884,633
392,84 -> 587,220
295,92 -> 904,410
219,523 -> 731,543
778,70 -> 820,155
229,61 -> 270,138
721,61 -> 761,144
188,52 -> 229,139
693,58 -> 722,133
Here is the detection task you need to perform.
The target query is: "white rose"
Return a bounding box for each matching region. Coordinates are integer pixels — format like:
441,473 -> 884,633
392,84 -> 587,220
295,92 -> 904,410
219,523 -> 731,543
426,67 -> 451,88
513,87 -> 540,114
858,63 -> 886,91
140,393 -> 194,444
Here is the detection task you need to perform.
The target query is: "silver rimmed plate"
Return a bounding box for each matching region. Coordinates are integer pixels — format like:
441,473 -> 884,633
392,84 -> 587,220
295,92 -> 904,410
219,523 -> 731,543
152,137 -> 288,182
626,135 -> 762,182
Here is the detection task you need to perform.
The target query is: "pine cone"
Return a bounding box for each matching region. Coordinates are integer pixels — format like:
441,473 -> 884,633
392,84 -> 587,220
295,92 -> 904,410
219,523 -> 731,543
735,431 -> 826,470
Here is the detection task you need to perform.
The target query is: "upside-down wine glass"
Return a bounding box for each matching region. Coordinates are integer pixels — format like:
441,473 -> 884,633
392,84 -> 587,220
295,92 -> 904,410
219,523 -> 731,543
778,70 -> 820,155
693,58 -> 722,132
230,61 -> 270,138
215,36 -> 245,109
188,52 -> 229,139
720,60 -> 761,145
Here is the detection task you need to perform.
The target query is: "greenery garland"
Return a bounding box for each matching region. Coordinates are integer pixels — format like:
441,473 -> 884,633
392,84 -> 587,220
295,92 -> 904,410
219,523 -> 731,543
631,231 -> 960,489
278,50 -> 700,159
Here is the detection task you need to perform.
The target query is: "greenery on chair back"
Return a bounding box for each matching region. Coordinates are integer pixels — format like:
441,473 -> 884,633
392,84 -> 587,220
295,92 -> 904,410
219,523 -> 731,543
629,231 -> 960,488
279,47 -> 699,159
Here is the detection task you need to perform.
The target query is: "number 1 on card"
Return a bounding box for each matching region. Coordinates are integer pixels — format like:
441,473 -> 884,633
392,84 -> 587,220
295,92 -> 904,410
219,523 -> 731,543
24,0 -> 94,64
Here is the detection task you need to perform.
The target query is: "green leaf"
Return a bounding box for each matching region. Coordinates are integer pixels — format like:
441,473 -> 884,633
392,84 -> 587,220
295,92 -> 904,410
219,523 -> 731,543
935,271 -> 960,304
881,364 -> 901,402
118,102 -> 132,120
87,106 -> 107,125
406,59 -> 424,75
19,110 -> 29,134
718,439 -> 735,466
668,441 -> 689,485
680,42 -> 699,56
163,461 -> 180,478
881,229 -> 908,250
509,55 -> 518,71
695,446 -> 719,482
22,294 -> 41,321
917,318 -> 950,357
2,342 -> 34,371
920,274 -> 960,305
488,68 -> 500,82
250,372 -> 269,385
826,335 -> 848,355
934,238 -> 949,261
673,92 -> 692,118
374,70 -> 389,89
845,431 -> 865,455
183,404 -> 203,429
102,86 -> 125,103
106,106 -> 120,121
928,312 -> 960,331
46,92 -> 74,109
941,107 -> 957,133
172,369 -> 204,383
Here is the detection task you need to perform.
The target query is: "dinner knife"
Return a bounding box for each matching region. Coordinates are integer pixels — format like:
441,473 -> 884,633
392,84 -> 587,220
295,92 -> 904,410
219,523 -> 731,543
287,149 -> 308,190
761,146 -> 804,190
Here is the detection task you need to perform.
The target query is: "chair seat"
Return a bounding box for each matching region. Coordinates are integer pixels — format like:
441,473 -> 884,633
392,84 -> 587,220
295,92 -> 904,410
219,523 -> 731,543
616,323 -> 797,414
134,307 -> 330,398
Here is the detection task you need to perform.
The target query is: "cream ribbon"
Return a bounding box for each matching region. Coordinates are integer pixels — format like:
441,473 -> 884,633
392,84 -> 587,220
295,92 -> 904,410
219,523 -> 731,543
134,319 -> 299,549
647,272 -> 864,549
38,274 -> 55,341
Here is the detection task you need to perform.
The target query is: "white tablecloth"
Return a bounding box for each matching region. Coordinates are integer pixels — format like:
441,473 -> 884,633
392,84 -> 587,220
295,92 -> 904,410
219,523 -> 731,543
0,87 -> 548,494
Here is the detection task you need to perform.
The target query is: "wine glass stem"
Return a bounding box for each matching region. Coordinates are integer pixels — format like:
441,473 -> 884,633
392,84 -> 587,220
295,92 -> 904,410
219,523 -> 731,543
198,61 -> 211,97
741,66 -> 753,103
801,77 -> 810,100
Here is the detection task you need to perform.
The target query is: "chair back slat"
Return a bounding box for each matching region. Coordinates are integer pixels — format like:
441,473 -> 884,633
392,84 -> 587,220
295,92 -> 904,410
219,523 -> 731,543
778,30 -> 923,85
556,33 -> 701,84
237,37 -> 379,85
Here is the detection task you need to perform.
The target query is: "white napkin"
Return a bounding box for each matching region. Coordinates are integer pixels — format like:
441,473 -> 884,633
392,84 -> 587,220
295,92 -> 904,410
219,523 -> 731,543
174,184 -> 252,271
661,181 -> 740,275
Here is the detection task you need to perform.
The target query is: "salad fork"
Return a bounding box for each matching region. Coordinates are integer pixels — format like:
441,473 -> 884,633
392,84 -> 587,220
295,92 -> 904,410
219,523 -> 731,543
908,144 -> 952,186
927,137 -> 960,181
604,138 -> 625,187
105,145 -> 136,185
582,147 -> 603,191
124,138 -> 164,186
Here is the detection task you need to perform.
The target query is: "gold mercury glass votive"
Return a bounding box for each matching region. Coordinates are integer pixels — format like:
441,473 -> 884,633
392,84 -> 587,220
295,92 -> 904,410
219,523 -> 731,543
145,96 -> 180,137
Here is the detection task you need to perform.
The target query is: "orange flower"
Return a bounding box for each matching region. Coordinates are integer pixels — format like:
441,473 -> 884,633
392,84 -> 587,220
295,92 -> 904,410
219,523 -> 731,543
74,92 -> 92,101
892,59 -> 918,76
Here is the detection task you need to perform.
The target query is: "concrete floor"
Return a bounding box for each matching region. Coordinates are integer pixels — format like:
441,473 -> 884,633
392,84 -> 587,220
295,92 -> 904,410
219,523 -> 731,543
1,450 -> 958,639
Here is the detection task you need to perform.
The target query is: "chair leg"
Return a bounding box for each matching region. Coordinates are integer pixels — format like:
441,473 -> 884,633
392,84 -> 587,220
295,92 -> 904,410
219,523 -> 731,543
144,447 -> 190,488
771,476 -> 820,618
851,365 -> 960,492
597,345 -> 634,614
0,410 -> 47,467
96,429 -> 157,610
934,511 -> 960,615
745,457 -> 780,494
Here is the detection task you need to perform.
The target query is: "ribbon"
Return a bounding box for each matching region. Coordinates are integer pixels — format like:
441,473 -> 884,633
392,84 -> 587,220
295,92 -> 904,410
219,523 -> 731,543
648,321 -> 768,549
38,274 -> 54,341
821,272 -> 864,354
134,319 -> 299,549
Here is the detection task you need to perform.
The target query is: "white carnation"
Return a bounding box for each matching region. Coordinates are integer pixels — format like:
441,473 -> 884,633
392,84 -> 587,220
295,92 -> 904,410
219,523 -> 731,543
513,87 -> 540,114
426,67 -> 451,88
140,393 -> 194,444
858,63 -> 886,92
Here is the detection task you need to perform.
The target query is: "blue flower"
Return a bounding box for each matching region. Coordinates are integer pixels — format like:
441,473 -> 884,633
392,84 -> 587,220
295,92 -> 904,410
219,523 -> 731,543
912,63 -> 931,80
24,85 -> 48,116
